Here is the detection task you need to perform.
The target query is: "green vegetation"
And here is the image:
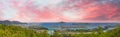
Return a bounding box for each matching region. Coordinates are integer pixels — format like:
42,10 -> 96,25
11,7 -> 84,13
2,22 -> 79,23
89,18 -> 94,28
0,24 -> 120,37
0,24 -> 48,37
52,31 -> 63,37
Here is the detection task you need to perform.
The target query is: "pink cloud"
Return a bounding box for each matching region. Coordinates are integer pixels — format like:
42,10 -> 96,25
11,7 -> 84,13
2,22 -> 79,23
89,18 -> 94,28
0,0 -> 120,22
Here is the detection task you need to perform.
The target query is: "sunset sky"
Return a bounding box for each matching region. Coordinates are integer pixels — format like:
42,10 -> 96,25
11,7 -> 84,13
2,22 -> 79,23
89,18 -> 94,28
0,0 -> 120,22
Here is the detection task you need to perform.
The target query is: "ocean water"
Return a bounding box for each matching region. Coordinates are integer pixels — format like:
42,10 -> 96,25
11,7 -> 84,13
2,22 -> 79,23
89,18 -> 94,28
39,22 -> 120,30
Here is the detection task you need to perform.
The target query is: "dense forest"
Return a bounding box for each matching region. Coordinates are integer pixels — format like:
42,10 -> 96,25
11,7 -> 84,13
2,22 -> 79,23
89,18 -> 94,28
0,24 -> 120,37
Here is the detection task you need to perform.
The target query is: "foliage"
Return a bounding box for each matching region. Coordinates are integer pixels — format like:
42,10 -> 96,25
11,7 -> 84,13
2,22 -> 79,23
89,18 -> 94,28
0,24 -> 49,37
0,24 -> 120,37
52,31 -> 63,37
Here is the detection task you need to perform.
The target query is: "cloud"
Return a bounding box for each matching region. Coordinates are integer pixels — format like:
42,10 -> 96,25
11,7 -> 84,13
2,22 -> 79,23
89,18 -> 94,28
0,0 -> 120,22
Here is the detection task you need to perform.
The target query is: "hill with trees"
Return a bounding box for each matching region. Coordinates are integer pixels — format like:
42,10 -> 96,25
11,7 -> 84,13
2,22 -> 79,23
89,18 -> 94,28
0,24 -> 120,37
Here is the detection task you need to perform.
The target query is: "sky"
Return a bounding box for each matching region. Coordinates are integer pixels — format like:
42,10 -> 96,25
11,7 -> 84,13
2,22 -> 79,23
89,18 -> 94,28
0,0 -> 120,22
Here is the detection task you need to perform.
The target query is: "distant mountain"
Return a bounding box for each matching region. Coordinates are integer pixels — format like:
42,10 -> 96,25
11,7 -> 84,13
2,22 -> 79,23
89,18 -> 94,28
0,20 -> 27,25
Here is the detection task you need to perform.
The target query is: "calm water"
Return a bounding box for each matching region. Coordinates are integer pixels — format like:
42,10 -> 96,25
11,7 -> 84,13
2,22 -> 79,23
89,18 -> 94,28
39,22 -> 120,30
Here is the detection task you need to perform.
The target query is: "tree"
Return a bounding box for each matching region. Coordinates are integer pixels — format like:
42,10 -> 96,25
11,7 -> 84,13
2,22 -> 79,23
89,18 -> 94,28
52,31 -> 63,37
97,26 -> 104,35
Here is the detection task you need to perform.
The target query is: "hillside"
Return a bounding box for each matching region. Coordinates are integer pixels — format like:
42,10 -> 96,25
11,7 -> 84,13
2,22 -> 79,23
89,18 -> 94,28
0,24 -> 50,37
0,24 -> 120,37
